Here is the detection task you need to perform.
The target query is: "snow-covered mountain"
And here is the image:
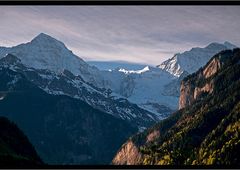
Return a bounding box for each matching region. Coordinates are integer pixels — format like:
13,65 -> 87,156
157,41 -> 237,77
0,33 -> 237,122
0,33 -> 105,88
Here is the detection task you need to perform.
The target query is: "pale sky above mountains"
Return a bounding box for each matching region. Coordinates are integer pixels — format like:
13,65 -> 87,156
0,6 -> 240,65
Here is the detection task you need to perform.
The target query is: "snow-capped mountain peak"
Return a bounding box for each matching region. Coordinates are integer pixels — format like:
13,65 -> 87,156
30,33 -> 68,50
157,54 -> 182,77
157,41 -> 238,77
0,33 -> 106,87
0,33 -> 87,74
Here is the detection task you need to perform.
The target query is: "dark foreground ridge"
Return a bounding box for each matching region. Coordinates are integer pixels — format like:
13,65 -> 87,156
0,116 -> 43,167
0,66 -> 137,165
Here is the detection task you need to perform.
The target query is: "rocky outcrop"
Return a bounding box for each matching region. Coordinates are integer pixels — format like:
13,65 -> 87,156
203,58 -> 221,78
112,140 -> 143,165
193,82 -> 214,99
179,80 -> 195,110
179,80 -> 214,110
112,129 -> 162,165
146,130 -> 160,143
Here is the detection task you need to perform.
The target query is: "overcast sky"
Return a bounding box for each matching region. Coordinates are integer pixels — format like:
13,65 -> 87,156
0,6 -> 240,65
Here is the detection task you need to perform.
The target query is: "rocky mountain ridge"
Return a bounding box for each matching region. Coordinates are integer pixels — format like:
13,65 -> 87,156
157,41 -> 237,77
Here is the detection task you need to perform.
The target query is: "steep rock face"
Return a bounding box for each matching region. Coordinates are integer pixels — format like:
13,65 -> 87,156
179,80 -> 195,110
112,140 -> 142,165
112,129 -> 161,165
178,51 -> 227,109
193,82 -> 213,99
203,58 -> 221,78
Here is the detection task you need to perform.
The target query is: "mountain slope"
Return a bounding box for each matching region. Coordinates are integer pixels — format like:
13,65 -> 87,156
0,67 -> 138,164
0,117 -> 43,167
112,48 -> 240,165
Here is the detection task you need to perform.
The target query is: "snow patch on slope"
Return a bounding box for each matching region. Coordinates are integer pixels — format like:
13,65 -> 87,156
118,66 -> 150,74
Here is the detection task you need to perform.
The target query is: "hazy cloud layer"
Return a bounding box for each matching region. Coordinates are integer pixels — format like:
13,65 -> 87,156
0,6 -> 240,65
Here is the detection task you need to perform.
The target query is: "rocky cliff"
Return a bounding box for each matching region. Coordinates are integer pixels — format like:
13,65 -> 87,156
178,51 -> 228,109
112,140 -> 142,165
111,129 -> 162,165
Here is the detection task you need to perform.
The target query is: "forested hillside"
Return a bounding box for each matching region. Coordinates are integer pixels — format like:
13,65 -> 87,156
112,49 -> 240,166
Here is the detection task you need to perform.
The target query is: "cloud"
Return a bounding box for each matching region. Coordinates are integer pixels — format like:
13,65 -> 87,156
0,6 -> 239,65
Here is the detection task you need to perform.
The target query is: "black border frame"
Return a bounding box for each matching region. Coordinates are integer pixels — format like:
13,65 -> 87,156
1,164 -> 239,169
0,1 -> 239,169
0,1 -> 240,5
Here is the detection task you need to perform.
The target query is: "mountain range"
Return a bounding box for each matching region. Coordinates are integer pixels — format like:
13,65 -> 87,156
0,33 -> 236,120
0,33 -> 238,165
